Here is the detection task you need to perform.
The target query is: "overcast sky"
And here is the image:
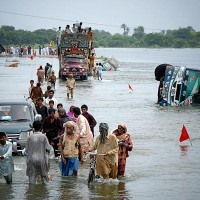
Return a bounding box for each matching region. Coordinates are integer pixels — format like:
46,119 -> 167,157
0,0 -> 200,34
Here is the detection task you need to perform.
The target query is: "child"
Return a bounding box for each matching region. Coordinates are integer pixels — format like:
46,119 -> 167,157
93,63 -> 98,79
48,71 -> 56,90
66,74 -> 76,99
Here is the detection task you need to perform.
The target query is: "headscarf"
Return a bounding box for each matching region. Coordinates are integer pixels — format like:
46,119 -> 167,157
99,123 -> 109,144
118,123 -> 127,133
58,108 -> 66,115
66,105 -> 76,122
62,121 -> 78,145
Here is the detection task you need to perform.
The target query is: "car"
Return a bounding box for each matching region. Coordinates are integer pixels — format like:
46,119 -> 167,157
0,99 -> 42,154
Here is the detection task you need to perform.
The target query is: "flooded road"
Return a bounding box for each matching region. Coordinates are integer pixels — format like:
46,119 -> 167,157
0,48 -> 200,200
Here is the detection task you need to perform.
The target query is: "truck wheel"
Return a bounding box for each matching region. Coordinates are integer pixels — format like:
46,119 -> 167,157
62,76 -> 66,80
83,75 -> 88,80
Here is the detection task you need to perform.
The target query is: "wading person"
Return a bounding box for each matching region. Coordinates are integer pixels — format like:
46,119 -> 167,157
48,71 -> 56,90
66,74 -> 76,99
43,108 -> 63,157
29,80 -> 35,98
93,63 -> 98,79
112,123 -> 133,177
0,132 -> 14,184
30,82 -> 43,102
97,63 -> 103,80
81,104 -> 97,137
73,107 -> 94,161
25,121 -> 51,185
37,65 -> 45,84
90,123 -> 119,180
59,121 -> 82,176
45,63 -> 50,80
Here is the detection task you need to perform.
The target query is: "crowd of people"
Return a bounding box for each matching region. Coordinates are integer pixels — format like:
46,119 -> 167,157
2,45 -> 56,57
0,117 -> 133,185
56,22 -> 94,48
0,39 -> 133,185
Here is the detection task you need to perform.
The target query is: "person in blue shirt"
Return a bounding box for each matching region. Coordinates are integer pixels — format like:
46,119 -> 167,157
0,131 -> 14,184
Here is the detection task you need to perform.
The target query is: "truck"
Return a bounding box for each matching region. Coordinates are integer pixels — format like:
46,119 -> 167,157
58,33 -> 89,80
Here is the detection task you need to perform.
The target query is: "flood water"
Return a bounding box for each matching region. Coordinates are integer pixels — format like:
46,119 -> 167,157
0,48 -> 200,200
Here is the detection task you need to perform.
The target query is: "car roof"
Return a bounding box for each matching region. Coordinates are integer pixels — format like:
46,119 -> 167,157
0,99 -> 33,106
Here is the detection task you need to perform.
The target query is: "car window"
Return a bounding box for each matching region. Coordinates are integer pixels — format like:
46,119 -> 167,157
0,104 -> 32,121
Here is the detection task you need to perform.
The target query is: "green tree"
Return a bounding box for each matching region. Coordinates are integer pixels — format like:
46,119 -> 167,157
133,26 -> 145,39
121,24 -> 127,36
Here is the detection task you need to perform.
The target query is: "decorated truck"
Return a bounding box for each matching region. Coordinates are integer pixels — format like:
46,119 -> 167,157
58,33 -> 89,80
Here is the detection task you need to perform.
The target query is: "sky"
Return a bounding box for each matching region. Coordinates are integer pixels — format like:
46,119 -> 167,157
0,0 -> 200,34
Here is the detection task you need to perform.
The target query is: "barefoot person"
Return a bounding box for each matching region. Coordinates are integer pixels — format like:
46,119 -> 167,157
0,131 -> 14,184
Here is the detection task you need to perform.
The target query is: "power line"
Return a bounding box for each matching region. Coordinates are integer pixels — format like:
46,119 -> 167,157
0,10 -> 163,32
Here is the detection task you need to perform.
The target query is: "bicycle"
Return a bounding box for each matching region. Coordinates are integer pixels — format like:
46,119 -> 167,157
87,152 -> 106,184
87,152 -> 96,184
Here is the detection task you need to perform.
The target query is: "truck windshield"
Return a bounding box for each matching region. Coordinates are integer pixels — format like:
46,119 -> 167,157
64,57 -> 85,63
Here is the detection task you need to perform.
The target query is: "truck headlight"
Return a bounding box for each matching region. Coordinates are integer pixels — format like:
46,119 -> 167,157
19,130 -> 33,140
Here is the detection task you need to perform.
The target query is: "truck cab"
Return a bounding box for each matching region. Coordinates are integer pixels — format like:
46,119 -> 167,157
58,33 -> 89,80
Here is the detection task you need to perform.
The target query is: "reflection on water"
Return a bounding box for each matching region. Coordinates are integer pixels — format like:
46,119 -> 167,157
25,185 -> 48,200
179,145 -> 189,156
1,48 -> 200,199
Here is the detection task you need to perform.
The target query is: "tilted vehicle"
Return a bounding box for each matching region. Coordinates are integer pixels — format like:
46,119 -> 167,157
58,33 -> 89,80
0,99 -> 42,153
155,64 -> 200,106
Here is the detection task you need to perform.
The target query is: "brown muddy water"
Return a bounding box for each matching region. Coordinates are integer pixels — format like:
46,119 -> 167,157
0,48 -> 200,200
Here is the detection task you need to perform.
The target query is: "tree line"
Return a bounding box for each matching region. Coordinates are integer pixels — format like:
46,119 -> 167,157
0,25 -> 200,48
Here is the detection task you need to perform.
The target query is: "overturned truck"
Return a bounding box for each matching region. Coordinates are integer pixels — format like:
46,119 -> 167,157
155,64 -> 200,106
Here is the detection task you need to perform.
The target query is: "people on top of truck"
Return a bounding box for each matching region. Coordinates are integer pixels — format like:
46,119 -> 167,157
87,27 -> 93,48
65,25 -> 71,34
72,24 -> 77,33
56,26 -> 62,46
77,22 -> 83,33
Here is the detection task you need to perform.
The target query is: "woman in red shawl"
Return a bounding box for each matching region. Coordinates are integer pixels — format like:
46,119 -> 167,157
113,123 -> 133,177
